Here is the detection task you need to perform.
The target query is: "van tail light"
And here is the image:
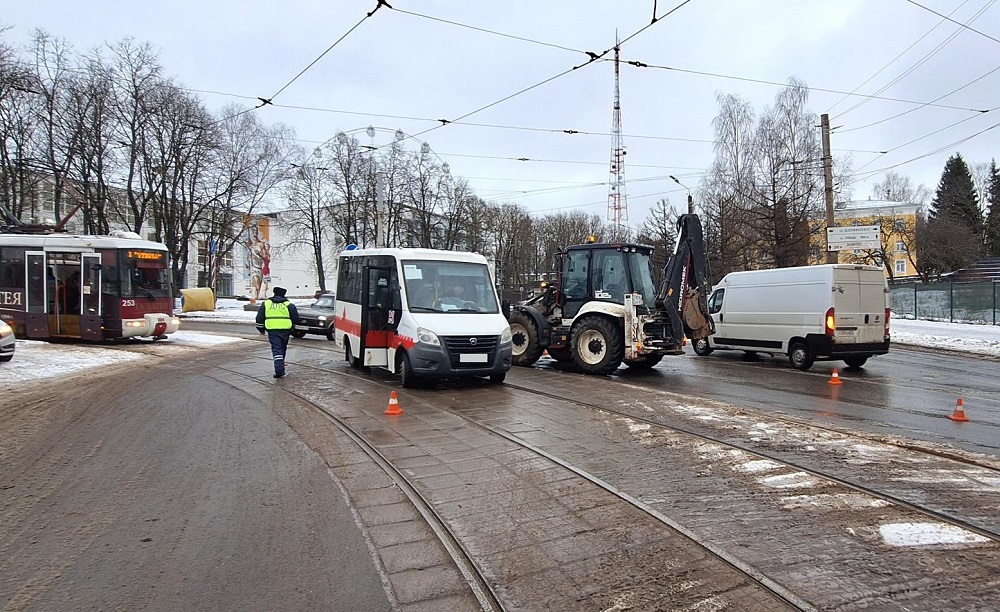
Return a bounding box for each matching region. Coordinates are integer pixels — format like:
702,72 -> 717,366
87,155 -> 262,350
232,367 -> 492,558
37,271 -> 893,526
885,308 -> 891,339
825,307 -> 836,336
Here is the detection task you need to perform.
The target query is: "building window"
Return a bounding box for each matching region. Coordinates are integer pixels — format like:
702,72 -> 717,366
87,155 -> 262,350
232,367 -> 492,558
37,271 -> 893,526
895,259 -> 907,275
894,220 -> 906,231
896,240 -> 905,253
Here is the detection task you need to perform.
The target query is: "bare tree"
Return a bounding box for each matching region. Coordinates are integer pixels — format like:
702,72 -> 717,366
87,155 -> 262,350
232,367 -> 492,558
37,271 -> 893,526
636,197 -> 679,280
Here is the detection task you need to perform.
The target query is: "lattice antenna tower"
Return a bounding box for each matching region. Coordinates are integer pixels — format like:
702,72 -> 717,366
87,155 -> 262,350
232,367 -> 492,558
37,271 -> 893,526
607,41 -> 628,236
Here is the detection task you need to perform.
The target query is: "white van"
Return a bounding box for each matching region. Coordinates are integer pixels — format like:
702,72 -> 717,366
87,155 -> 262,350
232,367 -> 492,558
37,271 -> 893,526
334,248 -> 512,387
693,264 -> 890,370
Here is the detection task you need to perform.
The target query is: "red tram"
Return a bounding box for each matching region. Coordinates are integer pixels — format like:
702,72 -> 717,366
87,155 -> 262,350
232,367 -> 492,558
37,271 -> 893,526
0,232 -> 180,341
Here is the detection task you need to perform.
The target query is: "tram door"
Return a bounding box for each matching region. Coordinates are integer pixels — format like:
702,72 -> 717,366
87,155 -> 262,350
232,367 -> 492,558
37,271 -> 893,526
80,254 -> 102,341
24,251 -> 49,339
360,265 -> 401,367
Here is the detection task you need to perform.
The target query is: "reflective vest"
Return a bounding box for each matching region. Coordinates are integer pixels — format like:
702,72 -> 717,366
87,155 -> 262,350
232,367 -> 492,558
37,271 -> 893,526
263,299 -> 293,330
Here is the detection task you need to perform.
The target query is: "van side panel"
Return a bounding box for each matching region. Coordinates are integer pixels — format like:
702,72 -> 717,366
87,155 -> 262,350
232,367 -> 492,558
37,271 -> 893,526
718,279 -> 830,351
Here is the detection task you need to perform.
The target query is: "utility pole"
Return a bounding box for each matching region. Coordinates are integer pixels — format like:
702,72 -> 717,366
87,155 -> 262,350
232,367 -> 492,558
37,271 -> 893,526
821,113 -> 837,264
375,171 -> 387,248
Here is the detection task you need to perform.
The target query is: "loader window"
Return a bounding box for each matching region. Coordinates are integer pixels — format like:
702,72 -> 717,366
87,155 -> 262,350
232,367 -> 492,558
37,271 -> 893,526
592,250 -> 626,302
562,251 -> 589,300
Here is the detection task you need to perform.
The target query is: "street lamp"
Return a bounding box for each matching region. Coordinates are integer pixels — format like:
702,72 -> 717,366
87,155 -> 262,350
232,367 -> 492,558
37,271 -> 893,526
670,175 -> 694,215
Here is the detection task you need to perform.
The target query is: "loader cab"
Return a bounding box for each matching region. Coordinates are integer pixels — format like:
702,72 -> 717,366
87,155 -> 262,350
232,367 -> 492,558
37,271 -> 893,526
558,243 -> 657,318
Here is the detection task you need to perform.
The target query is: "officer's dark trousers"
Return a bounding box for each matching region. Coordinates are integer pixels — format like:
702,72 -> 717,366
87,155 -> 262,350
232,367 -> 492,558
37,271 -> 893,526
267,330 -> 292,376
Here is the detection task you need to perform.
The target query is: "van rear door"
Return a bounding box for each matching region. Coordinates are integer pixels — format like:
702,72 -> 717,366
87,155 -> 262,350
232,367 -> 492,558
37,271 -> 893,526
832,267 -> 886,344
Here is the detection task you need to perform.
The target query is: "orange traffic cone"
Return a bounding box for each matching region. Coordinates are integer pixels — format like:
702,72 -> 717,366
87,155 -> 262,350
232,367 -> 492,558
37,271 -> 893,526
949,398 -> 969,422
385,391 -> 403,415
828,368 -> 843,385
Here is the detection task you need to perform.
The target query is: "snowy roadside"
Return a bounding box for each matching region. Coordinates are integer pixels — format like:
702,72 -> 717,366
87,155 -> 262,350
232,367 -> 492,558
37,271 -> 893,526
5,300 -> 1000,388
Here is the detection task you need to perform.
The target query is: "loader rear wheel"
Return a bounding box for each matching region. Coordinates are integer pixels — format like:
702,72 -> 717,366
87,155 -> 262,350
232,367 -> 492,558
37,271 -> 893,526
571,315 -> 625,375
510,310 -> 544,367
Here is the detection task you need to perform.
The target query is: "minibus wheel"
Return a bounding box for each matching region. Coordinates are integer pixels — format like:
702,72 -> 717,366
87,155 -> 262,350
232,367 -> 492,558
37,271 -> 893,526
399,351 -> 418,388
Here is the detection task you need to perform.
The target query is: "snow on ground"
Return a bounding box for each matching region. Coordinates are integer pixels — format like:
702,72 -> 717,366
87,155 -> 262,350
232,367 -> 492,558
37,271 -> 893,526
4,299 -> 1000,389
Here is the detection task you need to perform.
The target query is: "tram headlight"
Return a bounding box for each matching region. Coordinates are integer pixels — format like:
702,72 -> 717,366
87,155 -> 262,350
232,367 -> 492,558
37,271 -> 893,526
125,320 -> 146,328
500,326 -> 512,346
416,327 -> 440,346
170,317 -> 181,327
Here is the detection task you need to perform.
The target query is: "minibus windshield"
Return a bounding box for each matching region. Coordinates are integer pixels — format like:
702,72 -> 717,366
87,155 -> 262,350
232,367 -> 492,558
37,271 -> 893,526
402,260 -> 499,314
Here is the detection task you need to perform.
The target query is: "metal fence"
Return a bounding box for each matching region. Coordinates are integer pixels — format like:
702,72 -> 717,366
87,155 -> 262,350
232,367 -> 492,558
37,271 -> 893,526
889,279 -> 1000,325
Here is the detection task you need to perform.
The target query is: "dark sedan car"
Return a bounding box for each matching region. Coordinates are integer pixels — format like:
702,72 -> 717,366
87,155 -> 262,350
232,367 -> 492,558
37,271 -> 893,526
293,293 -> 337,340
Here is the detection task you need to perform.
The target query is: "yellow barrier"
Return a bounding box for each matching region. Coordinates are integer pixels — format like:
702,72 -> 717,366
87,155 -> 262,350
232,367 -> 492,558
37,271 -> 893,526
179,287 -> 216,313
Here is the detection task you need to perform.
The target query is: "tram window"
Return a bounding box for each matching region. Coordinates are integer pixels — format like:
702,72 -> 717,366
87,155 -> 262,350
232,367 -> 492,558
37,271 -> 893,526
0,247 -> 26,288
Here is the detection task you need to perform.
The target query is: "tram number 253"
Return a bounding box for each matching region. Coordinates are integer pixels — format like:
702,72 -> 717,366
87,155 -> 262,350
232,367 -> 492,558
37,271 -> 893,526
122,299 -> 137,307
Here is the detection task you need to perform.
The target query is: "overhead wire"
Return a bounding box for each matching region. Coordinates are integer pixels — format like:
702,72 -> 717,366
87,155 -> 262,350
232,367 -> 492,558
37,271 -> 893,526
824,0 -> 974,114
904,0 -> 1000,46
266,2 -> 387,103
831,0 -> 993,120
619,60 -> 988,113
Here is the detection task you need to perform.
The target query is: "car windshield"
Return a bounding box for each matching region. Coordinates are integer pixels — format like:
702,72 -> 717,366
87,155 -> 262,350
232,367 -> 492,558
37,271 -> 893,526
313,295 -> 336,308
401,260 -> 499,314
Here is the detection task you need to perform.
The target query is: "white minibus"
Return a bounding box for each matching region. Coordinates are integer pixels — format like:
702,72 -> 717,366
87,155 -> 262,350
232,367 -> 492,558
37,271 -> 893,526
334,248 -> 512,387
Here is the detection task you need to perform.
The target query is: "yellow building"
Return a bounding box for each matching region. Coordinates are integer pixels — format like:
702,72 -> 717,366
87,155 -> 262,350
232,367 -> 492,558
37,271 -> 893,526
810,199 -> 922,279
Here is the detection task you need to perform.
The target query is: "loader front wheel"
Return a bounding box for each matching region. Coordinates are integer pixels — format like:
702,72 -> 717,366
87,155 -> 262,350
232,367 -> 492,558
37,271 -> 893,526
510,310 -> 544,367
571,316 -> 625,375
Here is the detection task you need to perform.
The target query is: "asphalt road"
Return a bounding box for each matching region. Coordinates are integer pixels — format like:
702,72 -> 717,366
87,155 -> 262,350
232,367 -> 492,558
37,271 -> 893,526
0,340 -> 392,612
184,320 -> 1000,457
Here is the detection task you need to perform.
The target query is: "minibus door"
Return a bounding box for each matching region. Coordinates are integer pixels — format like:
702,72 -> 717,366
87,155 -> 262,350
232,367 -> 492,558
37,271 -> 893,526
361,266 -> 401,367
24,252 -> 50,339
80,254 -> 103,341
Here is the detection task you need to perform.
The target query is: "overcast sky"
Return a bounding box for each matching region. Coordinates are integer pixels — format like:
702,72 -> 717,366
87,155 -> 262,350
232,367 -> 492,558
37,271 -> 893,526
4,1 -> 999,227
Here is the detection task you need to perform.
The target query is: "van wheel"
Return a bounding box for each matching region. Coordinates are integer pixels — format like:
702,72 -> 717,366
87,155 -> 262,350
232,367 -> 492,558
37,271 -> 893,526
844,356 -> 868,368
345,339 -> 361,369
789,341 -> 814,371
489,372 -> 506,384
692,338 -> 713,356
571,316 -> 625,375
399,351 -> 419,388
509,310 -> 544,366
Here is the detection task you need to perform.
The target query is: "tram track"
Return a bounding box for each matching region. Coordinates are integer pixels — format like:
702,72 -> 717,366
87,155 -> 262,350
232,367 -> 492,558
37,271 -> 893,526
213,363 -> 504,612
229,351 -> 813,611
501,379 -> 1000,544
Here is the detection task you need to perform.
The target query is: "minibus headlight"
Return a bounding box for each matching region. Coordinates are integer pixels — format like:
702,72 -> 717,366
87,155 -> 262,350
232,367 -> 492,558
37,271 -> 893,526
500,326 -> 512,345
416,327 -> 440,346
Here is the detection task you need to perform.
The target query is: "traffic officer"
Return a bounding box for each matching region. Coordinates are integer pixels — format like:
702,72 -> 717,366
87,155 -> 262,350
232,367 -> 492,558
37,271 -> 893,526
255,286 -> 300,378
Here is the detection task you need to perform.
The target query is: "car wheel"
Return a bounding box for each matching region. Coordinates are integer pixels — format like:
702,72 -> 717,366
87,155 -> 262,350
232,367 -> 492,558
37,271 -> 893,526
692,338 -> 713,356
291,330 -> 307,338
326,328 -> 335,341
570,315 -> 625,375
844,356 -> 868,368
789,341 -> 814,371
345,339 -> 362,369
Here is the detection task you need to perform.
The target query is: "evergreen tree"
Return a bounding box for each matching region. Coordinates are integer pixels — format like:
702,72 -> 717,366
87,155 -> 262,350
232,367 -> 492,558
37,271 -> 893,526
929,153 -> 982,236
984,159 -> 1000,257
